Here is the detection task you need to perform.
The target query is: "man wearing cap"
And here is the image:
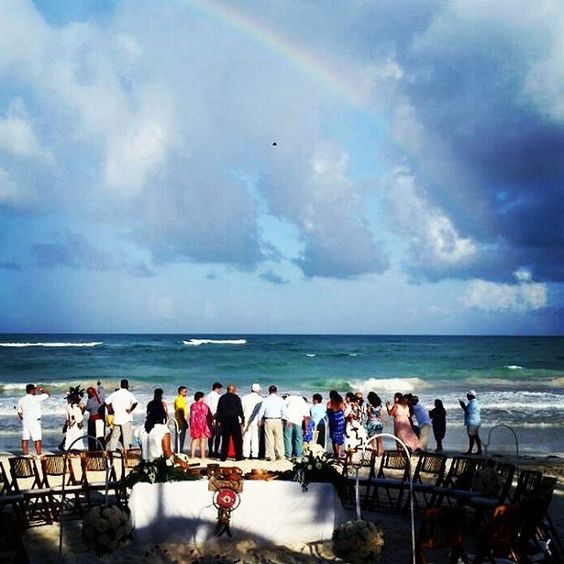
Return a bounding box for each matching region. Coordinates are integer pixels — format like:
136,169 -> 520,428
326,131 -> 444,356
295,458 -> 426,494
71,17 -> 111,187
241,383 -> 263,459
459,390 -> 482,455
17,383 -> 50,455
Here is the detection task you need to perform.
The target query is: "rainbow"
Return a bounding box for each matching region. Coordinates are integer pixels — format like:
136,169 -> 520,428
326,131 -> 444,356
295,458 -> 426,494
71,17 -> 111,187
185,0 -> 366,108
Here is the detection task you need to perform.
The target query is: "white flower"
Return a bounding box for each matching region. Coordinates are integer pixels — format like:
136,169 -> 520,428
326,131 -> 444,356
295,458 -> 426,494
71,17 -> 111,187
307,464 -> 313,470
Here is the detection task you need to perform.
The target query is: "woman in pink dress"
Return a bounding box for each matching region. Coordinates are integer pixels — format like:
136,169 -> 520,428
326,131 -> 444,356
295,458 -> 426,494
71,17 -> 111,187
386,392 -> 421,453
189,391 -> 213,458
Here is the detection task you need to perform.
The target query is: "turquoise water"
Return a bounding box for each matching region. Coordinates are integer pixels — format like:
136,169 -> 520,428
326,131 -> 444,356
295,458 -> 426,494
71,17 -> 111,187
1,334 -> 563,453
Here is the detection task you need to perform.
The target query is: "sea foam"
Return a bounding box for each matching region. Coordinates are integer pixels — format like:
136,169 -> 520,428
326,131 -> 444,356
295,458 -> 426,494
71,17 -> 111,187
0,341 -> 103,348
183,339 -> 247,346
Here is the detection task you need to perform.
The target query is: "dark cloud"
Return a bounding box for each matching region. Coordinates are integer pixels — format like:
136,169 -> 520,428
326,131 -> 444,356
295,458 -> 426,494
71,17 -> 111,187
31,232 -> 116,270
259,270 -> 288,285
386,2 -> 564,282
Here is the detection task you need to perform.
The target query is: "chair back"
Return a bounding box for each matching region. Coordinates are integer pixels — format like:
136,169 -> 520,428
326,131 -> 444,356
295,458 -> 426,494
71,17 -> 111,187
413,452 -> 446,485
493,461 -> 515,502
40,454 -> 78,487
441,456 -> 480,489
377,449 -> 409,479
124,448 -> 142,470
512,469 -> 542,502
80,451 -> 114,485
0,462 -> 13,495
416,506 -> 468,563
8,457 -> 42,491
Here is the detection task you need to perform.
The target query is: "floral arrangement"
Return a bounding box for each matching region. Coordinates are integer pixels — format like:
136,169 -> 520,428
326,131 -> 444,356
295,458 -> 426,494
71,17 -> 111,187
332,519 -> 385,563
82,505 -> 132,555
125,454 -> 201,486
293,443 -> 342,491
471,466 -> 501,498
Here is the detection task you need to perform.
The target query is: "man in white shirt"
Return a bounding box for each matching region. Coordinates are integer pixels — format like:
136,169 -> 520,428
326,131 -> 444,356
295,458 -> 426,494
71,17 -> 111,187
241,383 -> 263,459
17,383 -> 49,455
106,379 -> 138,451
283,394 -> 310,459
205,382 -> 223,457
257,385 -> 287,461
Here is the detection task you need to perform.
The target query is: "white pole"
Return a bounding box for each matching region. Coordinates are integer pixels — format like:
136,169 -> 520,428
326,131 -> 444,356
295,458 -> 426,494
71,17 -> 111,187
358,433 -> 416,564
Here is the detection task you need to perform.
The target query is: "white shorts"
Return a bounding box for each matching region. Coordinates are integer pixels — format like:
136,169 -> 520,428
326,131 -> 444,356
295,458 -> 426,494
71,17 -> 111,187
22,420 -> 42,441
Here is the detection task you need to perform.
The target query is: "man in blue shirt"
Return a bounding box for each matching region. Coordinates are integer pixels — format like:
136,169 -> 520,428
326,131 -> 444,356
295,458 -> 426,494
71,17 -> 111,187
459,390 -> 482,455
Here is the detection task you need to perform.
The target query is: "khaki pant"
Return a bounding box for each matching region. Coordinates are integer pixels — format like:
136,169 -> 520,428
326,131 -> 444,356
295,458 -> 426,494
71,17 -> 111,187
264,419 -> 285,460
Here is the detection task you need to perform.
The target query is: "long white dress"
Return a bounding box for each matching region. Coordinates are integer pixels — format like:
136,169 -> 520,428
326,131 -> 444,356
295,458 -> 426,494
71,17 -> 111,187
64,403 -> 86,450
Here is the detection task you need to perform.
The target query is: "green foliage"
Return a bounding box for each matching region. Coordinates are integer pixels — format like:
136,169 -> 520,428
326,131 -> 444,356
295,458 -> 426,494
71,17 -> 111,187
125,457 -> 202,486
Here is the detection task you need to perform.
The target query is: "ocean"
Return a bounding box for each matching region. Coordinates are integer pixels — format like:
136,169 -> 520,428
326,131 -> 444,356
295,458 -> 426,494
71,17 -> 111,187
1,334 -> 563,454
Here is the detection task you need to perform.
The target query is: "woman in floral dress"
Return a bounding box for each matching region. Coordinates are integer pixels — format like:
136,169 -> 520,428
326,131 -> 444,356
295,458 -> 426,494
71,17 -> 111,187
189,391 -> 213,458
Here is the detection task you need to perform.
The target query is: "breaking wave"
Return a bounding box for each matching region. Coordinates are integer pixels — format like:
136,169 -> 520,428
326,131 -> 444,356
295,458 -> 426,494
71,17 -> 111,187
0,341 -> 103,348
182,339 -> 247,346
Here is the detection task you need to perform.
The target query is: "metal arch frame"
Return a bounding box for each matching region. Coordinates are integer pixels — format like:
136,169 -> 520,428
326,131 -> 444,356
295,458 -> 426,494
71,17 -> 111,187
354,432 -> 416,564
483,423 -> 520,468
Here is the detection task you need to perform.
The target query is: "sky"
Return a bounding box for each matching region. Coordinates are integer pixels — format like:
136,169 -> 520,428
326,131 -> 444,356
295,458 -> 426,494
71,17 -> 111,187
1,0 -> 563,335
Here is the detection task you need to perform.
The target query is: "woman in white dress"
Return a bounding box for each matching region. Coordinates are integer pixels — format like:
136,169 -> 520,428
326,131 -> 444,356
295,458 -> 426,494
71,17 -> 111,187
63,386 -> 86,451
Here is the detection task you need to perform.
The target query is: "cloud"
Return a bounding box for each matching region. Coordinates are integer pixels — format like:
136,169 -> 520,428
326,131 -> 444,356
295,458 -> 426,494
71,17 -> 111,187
0,99 -> 52,162
462,269 -> 547,312
31,231 -> 116,270
266,143 -> 389,278
385,168 -> 477,280
259,270 -> 288,285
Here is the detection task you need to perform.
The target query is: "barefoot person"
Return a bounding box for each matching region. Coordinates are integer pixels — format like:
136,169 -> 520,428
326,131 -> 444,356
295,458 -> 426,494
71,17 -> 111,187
459,390 -> 482,455
189,391 -> 213,458
17,383 -> 50,455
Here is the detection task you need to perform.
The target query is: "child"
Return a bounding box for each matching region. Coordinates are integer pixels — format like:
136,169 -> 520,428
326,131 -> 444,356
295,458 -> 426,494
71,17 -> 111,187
429,399 -> 446,452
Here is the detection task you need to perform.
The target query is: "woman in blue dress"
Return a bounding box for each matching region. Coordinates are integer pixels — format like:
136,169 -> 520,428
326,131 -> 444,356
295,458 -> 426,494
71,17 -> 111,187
327,390 -> 345,458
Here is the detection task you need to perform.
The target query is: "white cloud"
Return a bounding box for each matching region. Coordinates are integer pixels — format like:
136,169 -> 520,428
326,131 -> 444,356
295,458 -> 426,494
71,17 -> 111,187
386,168 -> 476,270
0,100 -> 52,162
462,270 -> 547,312
0,167 -> 22,206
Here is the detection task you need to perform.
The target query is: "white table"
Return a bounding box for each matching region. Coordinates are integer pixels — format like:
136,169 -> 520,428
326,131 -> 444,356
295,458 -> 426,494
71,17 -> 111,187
129,480 -> 345,544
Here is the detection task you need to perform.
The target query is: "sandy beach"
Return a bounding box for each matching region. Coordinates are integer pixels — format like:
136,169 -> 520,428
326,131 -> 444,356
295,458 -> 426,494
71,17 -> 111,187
2,449 -> 561,563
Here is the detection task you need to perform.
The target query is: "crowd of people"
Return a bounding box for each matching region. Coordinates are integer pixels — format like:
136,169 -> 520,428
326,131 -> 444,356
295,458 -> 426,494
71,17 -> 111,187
15,381 -> 482,461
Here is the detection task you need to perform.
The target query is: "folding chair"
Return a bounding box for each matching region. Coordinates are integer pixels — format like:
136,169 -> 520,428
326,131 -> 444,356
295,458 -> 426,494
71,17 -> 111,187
468,461 -> 515,511
40,454 -> 83,520
511,469 -> 542,503
474,503 -> 522,563
415,506 -> 469,564
0,461 -> 27,529
8,456 -> 53,525
408,452 -> 447,509
80,451 -> 120,508
431,455 -> 482,507
364,449 -> 410,510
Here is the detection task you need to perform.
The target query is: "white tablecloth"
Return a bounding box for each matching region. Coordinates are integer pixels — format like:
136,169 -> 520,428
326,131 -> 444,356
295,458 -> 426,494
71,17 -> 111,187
129,480 -> 345,544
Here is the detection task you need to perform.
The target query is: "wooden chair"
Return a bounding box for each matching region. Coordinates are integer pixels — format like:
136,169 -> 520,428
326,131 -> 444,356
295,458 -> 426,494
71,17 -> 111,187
415,506 -> 469,564
473,503 -> 522,563
40,454 -> 83,520
511,469 -> 542,503
364,449 -> 410,510
468,461 -> 515,511
0,461 -> 27,529
80,451 -> 120,507
8,456 -> 53,525
408,452 -> 447,509
431,455 -> 483,507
